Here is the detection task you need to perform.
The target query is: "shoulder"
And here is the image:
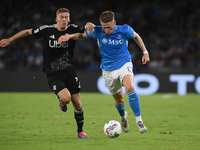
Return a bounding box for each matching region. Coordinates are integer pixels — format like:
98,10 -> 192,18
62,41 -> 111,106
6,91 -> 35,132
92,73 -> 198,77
117,24 -> 133,31
33,24 -> 56,34
39,24 -> 56,31
66,24 -> 79,29
66,23 -> 85,33
116,24 -> 134,38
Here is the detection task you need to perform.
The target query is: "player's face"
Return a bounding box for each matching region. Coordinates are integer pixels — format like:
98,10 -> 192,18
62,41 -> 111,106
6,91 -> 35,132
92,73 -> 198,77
56,12 -> 70,30
101,20 -> 116,35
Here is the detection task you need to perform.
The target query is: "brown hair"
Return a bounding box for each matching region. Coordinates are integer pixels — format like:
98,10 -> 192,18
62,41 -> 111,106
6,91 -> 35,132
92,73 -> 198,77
56,8 -> 70,16
99,11 -> 115,23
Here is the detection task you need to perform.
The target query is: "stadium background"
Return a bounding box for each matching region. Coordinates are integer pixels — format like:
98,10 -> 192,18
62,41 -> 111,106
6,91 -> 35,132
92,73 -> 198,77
0,0 -> 199,94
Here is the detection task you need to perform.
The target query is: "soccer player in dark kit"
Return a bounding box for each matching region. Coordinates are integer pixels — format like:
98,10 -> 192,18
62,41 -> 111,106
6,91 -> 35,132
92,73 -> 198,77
0,8 -> 92,139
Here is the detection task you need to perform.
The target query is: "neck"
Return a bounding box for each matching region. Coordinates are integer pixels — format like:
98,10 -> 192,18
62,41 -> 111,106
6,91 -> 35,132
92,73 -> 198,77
56,23 -> 67,31
57,26 -> 66,31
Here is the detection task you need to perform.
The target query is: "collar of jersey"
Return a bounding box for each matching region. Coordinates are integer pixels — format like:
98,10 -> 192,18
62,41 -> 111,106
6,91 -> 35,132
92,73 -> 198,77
113,25 -> 118,34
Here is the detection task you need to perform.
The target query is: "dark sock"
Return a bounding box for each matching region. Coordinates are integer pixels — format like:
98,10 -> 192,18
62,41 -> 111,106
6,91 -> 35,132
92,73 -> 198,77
74,107 -> 84,132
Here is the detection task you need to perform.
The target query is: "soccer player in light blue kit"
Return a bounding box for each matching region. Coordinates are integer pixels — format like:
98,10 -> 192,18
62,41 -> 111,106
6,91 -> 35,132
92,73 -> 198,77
58,11 -> 150,133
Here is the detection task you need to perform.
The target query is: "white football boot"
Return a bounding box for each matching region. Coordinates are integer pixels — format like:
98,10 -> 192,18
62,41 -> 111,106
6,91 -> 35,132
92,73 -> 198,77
137,121 -> 147,133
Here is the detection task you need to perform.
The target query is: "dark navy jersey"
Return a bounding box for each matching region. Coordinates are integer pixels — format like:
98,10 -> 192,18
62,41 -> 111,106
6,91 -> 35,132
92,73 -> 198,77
32,24 -> 84,73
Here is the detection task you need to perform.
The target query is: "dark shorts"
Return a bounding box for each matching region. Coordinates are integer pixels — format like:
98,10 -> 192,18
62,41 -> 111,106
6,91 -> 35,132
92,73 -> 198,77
47,68 -> 81,95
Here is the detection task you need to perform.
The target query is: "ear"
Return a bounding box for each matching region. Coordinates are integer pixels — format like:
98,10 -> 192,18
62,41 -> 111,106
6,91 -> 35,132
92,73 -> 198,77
113,20 -> 116,25
55,17 -> 58,23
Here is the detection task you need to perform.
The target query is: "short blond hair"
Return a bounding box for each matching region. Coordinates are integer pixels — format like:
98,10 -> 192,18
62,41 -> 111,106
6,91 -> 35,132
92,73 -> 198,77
56,8 -> 70,16
99,11 -> 115,23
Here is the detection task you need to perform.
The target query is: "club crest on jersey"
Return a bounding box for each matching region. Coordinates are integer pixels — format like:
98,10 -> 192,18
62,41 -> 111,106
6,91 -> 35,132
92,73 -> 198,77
117,34 -> 122,39
102,38 -> 107,44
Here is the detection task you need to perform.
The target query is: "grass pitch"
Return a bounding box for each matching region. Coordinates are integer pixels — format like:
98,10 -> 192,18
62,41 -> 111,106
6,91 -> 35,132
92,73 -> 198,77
0,92 -> 200,150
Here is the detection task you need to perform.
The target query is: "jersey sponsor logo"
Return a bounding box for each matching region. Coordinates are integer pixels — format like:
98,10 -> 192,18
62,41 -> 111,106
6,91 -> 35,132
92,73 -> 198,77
101,38 -> 124,45
108,39 -> 124,45
49,40 -> 69,48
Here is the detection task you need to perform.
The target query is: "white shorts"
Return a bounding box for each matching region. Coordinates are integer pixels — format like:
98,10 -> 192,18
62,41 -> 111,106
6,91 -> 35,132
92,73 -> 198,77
102,62 -> 134,95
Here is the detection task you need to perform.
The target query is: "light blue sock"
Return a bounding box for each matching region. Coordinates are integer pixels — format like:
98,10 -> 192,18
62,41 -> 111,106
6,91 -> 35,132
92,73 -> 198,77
128,90 -> 141,117
115,102 -> 125,117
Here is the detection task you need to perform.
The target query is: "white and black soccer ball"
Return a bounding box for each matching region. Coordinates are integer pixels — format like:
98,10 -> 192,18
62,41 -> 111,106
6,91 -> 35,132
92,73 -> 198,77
103,120 -> 121,138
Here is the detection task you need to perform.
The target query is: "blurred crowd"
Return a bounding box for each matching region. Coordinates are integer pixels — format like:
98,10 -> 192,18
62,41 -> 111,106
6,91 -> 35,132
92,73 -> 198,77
0,0 -> 200,72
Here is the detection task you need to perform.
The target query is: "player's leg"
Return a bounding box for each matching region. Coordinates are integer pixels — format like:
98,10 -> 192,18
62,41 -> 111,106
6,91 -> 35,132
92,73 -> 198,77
102,69 -> 129,132
71,93 -> 82,110
71,93 -> 89,139
47,73 -> 69,112
102,70 -> 126,118
122,74 -> 141,116
112,90 -> 125,117
57,88 -> 71,112
112,90 -> 129,133
66,69 -> 88,139
71,93 -> 83,133
122,74 -> 147,133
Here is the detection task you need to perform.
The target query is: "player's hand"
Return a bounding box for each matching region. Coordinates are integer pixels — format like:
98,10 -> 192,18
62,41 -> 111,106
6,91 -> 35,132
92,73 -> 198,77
58,35 -> 70,45
142,53 -> 150,65
0,39 -> 11,47
85,22 -> 95,35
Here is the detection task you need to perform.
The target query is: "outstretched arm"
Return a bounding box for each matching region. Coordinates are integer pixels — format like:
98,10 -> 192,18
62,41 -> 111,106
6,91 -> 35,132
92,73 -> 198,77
133,32 -> 150,65
58,32 -> 87,45
58,22 -> 95,45
0,29 -> 32,47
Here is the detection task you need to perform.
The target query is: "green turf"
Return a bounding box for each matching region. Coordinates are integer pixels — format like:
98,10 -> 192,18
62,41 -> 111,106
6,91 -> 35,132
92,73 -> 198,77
0,92 -> 200,150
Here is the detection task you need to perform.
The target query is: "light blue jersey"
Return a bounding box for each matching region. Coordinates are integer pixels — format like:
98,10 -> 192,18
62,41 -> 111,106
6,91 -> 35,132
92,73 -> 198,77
85,24 -> 135,70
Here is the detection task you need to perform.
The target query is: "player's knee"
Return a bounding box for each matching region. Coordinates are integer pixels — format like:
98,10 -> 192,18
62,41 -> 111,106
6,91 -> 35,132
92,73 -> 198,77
58,88 -> 71,104
116,99 -> 124,106
60,95 -> 71,104
125,85 -> 135,93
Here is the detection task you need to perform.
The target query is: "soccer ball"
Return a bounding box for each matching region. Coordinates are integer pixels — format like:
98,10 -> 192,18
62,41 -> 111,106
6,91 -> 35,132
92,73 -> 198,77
103,120 -> 121,138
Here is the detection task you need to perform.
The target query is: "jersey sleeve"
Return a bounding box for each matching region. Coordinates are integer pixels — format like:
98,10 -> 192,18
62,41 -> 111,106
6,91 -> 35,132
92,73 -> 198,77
84,26 -> 99,38
124,24 -> 135,39
70,24 -> 85,33
32,25 -> 47,39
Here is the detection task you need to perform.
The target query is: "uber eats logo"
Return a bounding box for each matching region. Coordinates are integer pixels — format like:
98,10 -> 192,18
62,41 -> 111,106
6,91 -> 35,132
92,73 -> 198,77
49,40 -> 69,48
49,34 -> 69,48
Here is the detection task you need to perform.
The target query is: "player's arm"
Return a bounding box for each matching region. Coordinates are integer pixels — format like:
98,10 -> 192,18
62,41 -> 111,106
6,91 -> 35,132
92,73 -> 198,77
0,29 -> 32,47
133,31 -> 150,64
58,32 -> 87,45
58,22 -> 95,45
